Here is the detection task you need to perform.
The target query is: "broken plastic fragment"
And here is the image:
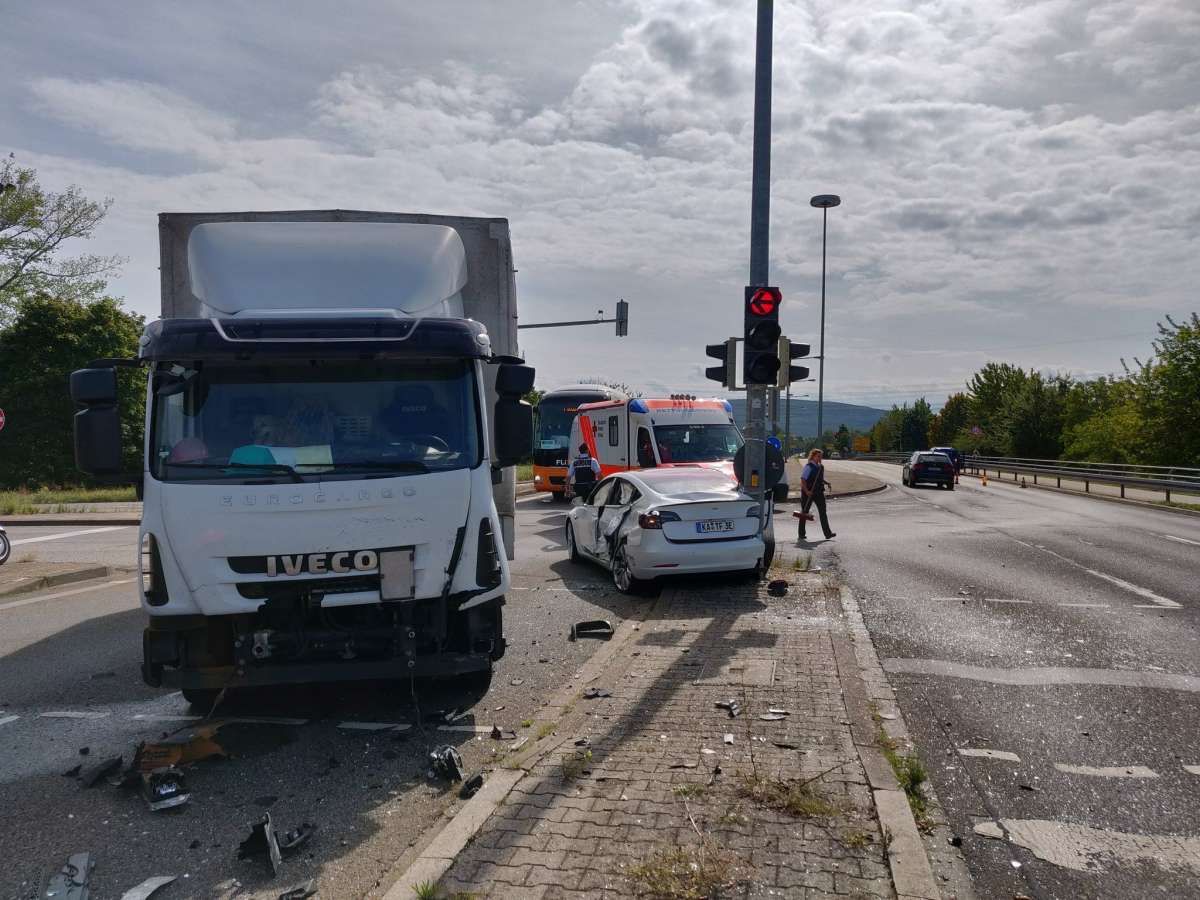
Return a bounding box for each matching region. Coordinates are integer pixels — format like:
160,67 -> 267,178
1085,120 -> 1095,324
142,767 -> 191,811
118,875 -> 176,900
767,579 -> 788,596
767,708 -> 790,716
238,813 -> 311,876
278,880 -> 317,900
429,745 -> 465,782
715,699 -> 742,718
45,853 -> 93,900
135,725 -> 225,772
81,755 -> 123,788
723,733 -> 734,745
759,713 -> 787,721
569,619 -> 614,641
582,688 -> 612,699
459,772 -> 485,799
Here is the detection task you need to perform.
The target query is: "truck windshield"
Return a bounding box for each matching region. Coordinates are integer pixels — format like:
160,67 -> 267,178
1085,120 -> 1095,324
653,423 -> 743,463
150,360 -> 480,483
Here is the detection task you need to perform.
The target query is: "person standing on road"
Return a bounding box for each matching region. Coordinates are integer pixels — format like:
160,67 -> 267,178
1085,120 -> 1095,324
569,443 -> 601,498
798,448 -> 836,542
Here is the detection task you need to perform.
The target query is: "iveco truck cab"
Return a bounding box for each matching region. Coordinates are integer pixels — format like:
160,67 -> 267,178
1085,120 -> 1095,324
70,211 -> 533,706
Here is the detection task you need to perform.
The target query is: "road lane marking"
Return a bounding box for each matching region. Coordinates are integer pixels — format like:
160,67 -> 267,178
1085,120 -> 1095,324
132,714 -> 203,722
958,748 -> 1020,762
40,710 -> 109,719
982,598 -> 1032,604
10,526 -> 130,546
883,658 -> 1200,692
1162,534 -> 1200,547
974,819 -> 1200,874
0,578 -> 137,612
0,715 -> 19,727
337,721 -> 412,732
1184,765 -> 1200,776
1010,538 -> 1182,608
1053,763 -> 1158,778
1056,602 -> 1110,608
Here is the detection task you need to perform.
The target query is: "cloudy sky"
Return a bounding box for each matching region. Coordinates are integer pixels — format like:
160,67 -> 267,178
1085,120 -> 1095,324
6,0 -> 1198,408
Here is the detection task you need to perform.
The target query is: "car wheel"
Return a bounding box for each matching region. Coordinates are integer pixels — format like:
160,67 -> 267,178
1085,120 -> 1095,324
565,521 -> 581,563
0,530 -> 9,566
611,544 -> 644,595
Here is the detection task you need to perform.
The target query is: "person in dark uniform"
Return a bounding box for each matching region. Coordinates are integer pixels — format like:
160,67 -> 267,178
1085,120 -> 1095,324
569,443 -> 601,498
798,448 -> 836,542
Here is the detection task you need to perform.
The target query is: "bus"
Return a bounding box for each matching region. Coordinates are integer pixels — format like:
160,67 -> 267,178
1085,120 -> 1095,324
533,384 -> 627,497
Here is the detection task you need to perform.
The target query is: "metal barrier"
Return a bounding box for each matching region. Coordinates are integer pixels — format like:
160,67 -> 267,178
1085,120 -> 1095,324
850,453 -> 1200,504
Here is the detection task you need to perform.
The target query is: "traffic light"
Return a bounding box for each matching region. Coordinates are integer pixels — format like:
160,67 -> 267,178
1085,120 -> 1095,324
776,337 -> 811,388
743,286 -> 781,385
705,338 -> 736,386
615,299 -> 629,337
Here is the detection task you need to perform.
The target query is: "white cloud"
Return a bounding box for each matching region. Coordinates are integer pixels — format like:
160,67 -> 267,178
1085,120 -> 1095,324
7,0 -> 1198,408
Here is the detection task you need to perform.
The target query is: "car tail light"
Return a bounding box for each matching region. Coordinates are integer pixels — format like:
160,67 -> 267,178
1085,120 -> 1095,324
638,510 -> 681,530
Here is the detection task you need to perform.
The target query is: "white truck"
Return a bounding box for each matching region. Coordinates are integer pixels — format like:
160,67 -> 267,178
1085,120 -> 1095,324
70,211 -> 534,706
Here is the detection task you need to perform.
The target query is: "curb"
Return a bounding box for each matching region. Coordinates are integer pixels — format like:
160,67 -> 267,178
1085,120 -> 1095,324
834,584 -> 978,900
777,482 -> 888,505
0,565 -> 113,599
375,604 -> 656,899
2,516 -> 141,526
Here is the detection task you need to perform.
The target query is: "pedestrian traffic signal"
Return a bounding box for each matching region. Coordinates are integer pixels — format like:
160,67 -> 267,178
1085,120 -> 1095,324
705,338 -> 736,386
615,299 -> 629,337
776,337 -> 811,388
743,286 -> 782,385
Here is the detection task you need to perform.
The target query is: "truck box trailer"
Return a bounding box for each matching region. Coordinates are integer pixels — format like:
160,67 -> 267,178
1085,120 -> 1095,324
70,210 -> 534,706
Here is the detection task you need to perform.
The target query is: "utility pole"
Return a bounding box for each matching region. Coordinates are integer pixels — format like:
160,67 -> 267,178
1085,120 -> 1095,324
746,0 -> 773,532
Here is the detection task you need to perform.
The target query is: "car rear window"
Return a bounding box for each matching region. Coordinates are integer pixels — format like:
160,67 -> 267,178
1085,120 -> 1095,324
918,454 -> 950,464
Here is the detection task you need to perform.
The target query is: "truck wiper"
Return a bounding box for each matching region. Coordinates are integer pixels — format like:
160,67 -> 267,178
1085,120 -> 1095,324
322,461 -> 430,473
166,461 -> 306,483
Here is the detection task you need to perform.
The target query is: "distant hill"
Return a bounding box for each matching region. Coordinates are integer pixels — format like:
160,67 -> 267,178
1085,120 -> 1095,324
726,397 -> 887,436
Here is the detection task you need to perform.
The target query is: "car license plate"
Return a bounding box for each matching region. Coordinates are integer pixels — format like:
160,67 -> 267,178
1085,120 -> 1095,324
696,519 -> 735,534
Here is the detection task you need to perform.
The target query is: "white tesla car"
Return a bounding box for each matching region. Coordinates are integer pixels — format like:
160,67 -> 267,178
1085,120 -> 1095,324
564,467 -> 771,593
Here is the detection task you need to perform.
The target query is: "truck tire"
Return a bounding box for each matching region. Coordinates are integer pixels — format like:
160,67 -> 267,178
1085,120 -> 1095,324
181,687 -> 221,712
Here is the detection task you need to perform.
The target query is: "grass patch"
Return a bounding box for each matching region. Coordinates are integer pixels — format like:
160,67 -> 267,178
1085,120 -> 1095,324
535,722 -> 556,741
515,463 -> 534,482
0,486 -> 137,515
671,783 -> 707,799
1160,499 -> 1200,512
842,828 -> 873,849
520,718 -> 533,729
628,845 -> 736,899
412,881 -> 438,900
882,745 -> 933,832
561,748 -> 592,780
735,774 -> 835,818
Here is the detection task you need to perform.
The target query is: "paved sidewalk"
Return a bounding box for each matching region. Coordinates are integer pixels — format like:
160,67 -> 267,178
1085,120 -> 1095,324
422,570 -> 938,898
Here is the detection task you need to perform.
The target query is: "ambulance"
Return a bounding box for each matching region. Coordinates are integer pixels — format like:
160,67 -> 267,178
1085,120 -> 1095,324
566,395 -> 743,494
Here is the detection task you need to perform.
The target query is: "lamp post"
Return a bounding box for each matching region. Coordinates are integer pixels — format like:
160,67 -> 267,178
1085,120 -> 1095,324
809,193 -> 840,448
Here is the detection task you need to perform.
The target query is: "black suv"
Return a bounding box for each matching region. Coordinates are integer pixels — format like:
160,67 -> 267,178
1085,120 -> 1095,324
902,451 -> 956,490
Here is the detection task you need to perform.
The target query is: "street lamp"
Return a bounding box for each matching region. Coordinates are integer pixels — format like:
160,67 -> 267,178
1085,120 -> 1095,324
809,193 -> 840,447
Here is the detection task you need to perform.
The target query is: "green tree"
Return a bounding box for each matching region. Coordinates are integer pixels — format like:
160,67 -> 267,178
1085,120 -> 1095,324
901,398 -> 933,451
966,363 -> 1028,452
834,423 -> 851,456
930,392 -> 970,445
0,295 -> 144,488
1062,398 -> 1142,463
1129,313 -> 1200,466
0,157 -> 123,321
998,372 -> 1070,458
871,405 -> 904,452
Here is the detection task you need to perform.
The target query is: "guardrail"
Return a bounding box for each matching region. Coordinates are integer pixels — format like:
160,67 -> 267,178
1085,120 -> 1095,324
850,453 -> 1200,504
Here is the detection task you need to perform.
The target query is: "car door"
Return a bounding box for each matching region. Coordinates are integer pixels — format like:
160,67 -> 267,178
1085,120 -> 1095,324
576,478 -> 615,557
595,478 -> 641,562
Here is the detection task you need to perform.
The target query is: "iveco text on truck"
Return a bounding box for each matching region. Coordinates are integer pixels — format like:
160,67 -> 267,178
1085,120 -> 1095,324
70,211 -> 534,707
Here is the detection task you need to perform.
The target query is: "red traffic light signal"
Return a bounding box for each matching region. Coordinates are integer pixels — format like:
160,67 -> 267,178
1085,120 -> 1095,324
748,286 -> 781,316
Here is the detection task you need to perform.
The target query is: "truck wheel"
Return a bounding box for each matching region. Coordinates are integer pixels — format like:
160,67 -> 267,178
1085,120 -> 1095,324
0,530 -> 9,566
181,687 -> 221,712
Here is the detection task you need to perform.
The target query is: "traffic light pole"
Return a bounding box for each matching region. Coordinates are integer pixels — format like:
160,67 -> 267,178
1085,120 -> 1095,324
746,0 -> 773,539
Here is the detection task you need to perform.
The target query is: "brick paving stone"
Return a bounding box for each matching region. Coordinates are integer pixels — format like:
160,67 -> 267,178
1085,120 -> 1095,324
433,575 -> 903,898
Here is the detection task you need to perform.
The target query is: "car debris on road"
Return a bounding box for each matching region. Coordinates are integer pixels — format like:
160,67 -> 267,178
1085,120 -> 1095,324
459,772 -> 485,799
569,619 -> 614,641
429,745 -> 465,782
45,853 -> 93,900
141,767 -> 190,811
716,699 -> 742,718
118,875 -> 176,900
277,879 -> 317,900
237,813 -> 315,877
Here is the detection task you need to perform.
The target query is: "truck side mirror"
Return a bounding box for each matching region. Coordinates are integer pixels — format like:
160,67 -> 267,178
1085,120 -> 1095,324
70,367 -> 123,476
494,398 -> 533,467
495,363 -> 535,396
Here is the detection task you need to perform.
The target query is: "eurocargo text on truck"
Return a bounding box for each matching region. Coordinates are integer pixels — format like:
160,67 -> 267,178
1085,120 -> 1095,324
69,211 -> 534,708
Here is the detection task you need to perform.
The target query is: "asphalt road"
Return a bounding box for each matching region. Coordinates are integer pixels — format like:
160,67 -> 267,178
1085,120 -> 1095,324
807,461 -> 1200,900
0,494 -> 644,900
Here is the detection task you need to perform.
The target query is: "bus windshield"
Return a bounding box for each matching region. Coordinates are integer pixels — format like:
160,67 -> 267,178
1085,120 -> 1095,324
535,393 -> 609,457
149,359 -> 481,483
653,423 -> 743,463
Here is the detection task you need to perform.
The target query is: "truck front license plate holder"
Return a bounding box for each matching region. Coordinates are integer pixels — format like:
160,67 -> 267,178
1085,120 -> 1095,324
379,548 -> 415,601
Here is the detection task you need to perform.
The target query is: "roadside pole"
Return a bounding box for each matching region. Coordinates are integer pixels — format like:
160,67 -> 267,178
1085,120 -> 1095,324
747,0 -> 773,534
